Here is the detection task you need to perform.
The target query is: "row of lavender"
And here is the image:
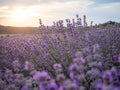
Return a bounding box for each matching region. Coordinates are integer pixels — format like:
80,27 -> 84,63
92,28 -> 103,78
0,50 -> 120,90
38,15 -> 119,33
38,15 -> 94,33
0,18 -> 120,89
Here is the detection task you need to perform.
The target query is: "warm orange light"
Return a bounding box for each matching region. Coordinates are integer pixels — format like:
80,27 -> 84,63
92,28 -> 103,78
10,10 -> 28,21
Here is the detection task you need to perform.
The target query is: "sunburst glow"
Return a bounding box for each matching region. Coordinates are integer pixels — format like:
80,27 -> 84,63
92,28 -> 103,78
11,10 -> 28,21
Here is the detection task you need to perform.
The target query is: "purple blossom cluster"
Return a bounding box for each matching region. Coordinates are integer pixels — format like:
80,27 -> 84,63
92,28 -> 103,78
0,15 -> 120,90
0,50 -> 120,90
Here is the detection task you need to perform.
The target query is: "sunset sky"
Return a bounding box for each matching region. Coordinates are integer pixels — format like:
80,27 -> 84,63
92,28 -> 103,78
0,0 -> 120,27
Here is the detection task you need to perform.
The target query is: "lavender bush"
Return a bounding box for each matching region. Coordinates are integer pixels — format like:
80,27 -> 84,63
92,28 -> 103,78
0,15 -> 120,90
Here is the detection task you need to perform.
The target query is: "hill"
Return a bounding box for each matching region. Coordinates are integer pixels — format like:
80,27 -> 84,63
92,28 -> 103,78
99,21 -> 120,27
0,25 -> 37,34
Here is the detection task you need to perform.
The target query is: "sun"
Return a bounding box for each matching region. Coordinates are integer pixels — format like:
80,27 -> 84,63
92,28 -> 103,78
11,10 -> 28,21
9,9 -> 39,26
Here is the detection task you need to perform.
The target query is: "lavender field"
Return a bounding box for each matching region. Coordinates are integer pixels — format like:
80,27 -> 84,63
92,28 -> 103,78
0,15 -> 120,90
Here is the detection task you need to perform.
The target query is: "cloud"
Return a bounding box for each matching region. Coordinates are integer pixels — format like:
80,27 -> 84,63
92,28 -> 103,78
0,0 -> 94,16
84,2 -> 120,24
25,0 -> 95,25
0,6 -> 10,18
0,6 -> 8,10
0,0 -> 94,6
0,0 -> 120,26
93,2 -> 120,12
92,2 -> 120,17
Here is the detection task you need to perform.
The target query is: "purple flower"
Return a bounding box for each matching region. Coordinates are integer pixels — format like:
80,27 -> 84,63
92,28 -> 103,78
24,61 -> 34,71
48,81 -> 58,90
118,55 -> 120,63
33,71 -> 50,83
21,86 -> 28,90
